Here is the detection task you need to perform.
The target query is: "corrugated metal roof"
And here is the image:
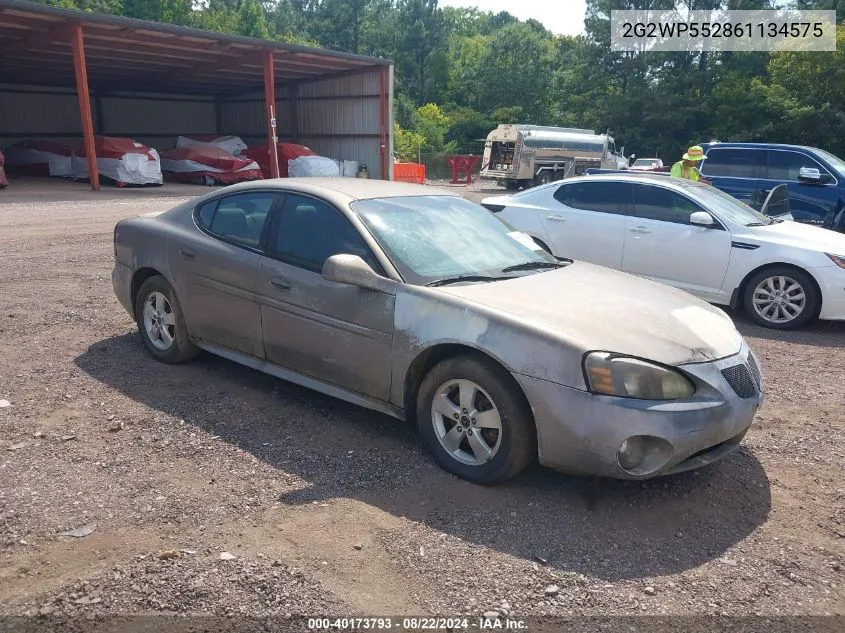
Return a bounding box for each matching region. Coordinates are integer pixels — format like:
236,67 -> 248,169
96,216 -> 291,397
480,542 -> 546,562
0,0 -> 389,94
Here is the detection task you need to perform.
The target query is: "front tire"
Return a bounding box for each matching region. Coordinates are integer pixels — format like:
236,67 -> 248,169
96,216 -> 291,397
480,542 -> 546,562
135,275 -> 199,363
742,266 -> 819,330
416,355 -> 536,484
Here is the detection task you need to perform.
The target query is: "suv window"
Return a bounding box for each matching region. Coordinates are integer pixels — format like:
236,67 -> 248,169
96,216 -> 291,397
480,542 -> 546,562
196,192 -> 276,249
765,150 -> 831,181
631,184 -> 705,224
269,194 -> 381,273
553,181 -> 630,215
700,148 -> 761,178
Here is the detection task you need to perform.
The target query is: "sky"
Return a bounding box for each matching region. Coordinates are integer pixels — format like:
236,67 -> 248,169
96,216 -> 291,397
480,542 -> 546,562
438,0 -> 588,36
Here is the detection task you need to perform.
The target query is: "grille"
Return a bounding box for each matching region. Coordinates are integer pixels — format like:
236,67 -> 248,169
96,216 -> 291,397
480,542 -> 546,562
721,364 -> 758,399
747,354 -> 763,390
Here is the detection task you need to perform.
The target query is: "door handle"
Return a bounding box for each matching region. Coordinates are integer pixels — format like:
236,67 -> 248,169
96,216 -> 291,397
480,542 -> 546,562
630,226 -> 650,234
546,215 -> 566,222
269,277 -> 291,292
178,247 -> 196,259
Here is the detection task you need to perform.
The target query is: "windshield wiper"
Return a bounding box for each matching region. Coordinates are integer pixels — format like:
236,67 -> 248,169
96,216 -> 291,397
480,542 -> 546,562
745,221 -> 769,227
501,261 -> 567,273
425,275 -> 514,287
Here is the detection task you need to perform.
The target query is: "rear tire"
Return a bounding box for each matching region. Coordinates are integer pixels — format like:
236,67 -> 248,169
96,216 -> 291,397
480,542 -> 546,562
742,266 -> 819,330
505,180 -> 519,191
416,355 -> 536,484
534,172 -> 551,187
135,275 -> 199,363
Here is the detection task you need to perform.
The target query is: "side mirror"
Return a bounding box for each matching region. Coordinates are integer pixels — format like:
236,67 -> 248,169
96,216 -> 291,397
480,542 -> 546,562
322,254 -> 396,294
629,153 -> 636,163
798,167 -> 822,183
690,211 -> 716,227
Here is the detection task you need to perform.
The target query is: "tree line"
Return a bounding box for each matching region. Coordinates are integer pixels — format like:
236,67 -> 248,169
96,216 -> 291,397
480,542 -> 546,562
35,0 -> 845,162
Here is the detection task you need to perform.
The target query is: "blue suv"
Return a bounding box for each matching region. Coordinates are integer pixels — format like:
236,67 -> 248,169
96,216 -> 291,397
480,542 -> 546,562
698,142 -> 845,232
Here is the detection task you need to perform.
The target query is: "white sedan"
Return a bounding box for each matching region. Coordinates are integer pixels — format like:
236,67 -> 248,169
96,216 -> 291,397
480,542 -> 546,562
482,173 -> 845,329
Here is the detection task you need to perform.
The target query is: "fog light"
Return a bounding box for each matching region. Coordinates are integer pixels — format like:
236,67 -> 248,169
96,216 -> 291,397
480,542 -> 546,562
618,437 -> 646,470
616,435 -> 673,476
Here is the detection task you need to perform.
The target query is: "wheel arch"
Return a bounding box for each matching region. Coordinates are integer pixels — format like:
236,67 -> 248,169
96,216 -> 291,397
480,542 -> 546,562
131,267 -> 165,314
402,343 -> 535,430
735,262 -> 823,317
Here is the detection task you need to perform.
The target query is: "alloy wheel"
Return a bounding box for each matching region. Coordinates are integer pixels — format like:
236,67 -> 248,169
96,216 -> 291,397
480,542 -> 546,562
143,291 -> 177,351
751,275 -> 806,325
430,379 -> 502,466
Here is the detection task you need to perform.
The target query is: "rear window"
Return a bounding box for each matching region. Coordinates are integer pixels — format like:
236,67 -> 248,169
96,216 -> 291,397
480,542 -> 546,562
553,181 -> 630,215
700,148 -> 761,178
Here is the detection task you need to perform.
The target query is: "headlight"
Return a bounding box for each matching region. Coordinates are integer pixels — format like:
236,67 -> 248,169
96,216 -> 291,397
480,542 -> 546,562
584,352 -> 695,400
826,253 -> 845,269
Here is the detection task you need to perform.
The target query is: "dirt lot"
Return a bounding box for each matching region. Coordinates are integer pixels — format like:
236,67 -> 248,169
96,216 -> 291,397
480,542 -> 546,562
0,179 -> 843,624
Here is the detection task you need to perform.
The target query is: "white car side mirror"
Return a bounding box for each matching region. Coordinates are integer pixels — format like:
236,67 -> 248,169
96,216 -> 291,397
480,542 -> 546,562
690,211 -> 716,227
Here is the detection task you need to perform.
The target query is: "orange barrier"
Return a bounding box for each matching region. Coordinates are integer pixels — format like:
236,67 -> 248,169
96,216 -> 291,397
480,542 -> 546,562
393,162 -> 426,184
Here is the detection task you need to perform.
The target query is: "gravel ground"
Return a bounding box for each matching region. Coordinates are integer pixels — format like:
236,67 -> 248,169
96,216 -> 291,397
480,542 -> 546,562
0,179 -> 843,624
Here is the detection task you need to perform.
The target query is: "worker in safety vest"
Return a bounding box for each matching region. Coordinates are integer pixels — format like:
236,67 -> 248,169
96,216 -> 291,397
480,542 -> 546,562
670,145 -> 711,184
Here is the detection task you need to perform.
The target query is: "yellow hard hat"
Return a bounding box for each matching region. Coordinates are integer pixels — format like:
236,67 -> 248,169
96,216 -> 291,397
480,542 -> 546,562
683,145 -> 706,161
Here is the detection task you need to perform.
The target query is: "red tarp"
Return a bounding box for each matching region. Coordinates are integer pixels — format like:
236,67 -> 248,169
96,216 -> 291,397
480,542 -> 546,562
160,146 -> 263,185
245,142 -> 316,178
4,140 -> 74,178
0,149 -> 7,187
72,136 -> 162,186
73,136 -> 157,161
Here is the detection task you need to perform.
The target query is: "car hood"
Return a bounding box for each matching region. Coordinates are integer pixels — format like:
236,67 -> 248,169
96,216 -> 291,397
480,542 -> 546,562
437,261 -> 743,366
749,220 -> 845,254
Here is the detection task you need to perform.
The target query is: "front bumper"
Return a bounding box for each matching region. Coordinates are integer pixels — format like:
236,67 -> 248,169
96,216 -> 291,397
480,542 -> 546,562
112,261 -> 134,318
515,342 -> 763,479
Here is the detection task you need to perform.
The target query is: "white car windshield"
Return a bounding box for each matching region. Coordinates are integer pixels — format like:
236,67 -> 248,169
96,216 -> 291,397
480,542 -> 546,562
689,185 -> 774,226
634,159 -> 659,166
353,195 -> 561,286
812,148 -> 845,178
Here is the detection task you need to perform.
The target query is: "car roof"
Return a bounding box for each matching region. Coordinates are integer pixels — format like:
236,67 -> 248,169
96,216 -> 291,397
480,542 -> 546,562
700,142 -> 821,153
198,177 -> 461,204
560,172 -> 709,194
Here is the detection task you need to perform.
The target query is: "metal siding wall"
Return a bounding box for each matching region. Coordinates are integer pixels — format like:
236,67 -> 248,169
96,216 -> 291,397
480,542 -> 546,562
218,99 -> 292,141
214,68 -> 390,178
0,84 -> 217,151
0,85 -> 82,147
100,95 -> 216,148
297,70 -> 380,98
299,68 -> 384,178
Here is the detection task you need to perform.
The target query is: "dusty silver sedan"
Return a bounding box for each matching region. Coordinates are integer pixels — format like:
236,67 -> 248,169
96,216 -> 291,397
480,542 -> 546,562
112,179 -> 763,484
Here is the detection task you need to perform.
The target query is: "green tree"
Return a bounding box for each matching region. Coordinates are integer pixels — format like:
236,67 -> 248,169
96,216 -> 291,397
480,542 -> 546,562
393,122 -> 425,161
414,102 -> 456,152
477,21 -> 555,123
394,0 -> 449,105
236,0 -> 270,38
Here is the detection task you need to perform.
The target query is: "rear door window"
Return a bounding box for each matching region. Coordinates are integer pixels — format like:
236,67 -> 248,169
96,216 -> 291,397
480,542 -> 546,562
196,192 -> 277,250
700,148 -> 762,178
553,181 -> 631,215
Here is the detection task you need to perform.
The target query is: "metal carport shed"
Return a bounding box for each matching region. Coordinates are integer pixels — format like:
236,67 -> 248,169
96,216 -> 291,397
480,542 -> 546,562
0,0 -> 393,190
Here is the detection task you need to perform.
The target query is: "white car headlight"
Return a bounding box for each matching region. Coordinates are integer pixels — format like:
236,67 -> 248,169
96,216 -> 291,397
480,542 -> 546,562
584,352 -> 695,400
826,253 -> 845,269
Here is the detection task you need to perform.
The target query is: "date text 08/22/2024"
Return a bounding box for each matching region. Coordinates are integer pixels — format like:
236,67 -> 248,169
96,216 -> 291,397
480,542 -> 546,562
306,617 -> 528,630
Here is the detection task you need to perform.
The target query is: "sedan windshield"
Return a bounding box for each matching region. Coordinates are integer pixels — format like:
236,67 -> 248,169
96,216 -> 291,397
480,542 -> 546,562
690,184 -> 774,226
352,195 -> 560,286
634,159 -> 659,167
